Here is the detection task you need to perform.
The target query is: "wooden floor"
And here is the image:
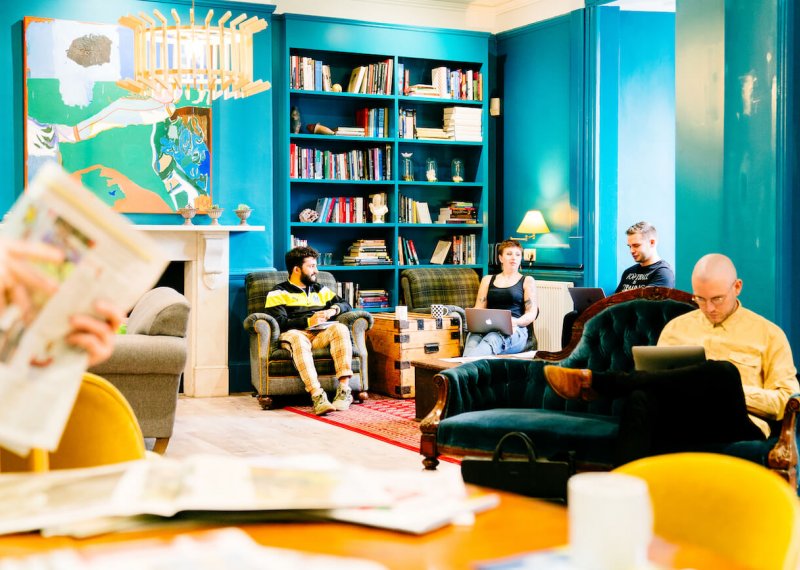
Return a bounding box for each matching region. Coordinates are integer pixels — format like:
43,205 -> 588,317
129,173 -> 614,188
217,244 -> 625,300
162,393 -> 460,475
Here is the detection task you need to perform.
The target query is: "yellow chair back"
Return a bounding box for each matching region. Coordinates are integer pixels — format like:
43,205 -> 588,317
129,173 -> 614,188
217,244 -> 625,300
0,373 -> 146,472
615,452 -> 800,570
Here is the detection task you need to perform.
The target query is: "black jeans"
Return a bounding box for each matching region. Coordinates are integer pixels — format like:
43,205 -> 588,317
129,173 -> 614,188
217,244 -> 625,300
593,360 -> 766,465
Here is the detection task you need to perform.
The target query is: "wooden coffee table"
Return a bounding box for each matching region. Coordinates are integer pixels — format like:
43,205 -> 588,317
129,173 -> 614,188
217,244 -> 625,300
411,357 -> 460,420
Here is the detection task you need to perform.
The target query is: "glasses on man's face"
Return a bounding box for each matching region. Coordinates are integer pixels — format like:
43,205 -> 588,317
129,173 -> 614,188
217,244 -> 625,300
692,282 -> 735,307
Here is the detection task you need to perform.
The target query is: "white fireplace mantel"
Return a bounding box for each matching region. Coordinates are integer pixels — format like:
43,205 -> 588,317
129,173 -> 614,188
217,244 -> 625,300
139,224 -> 264,397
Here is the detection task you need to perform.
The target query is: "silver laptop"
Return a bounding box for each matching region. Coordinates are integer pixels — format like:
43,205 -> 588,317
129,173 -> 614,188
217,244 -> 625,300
466,308 -> 514,336
632,345 -> 706,372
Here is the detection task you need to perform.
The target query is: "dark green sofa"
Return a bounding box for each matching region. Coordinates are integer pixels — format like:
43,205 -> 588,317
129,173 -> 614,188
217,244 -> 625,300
420,287 -> 800,490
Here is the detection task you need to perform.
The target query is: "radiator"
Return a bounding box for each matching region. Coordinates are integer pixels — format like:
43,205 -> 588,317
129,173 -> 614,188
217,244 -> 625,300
533,280 -> 574,352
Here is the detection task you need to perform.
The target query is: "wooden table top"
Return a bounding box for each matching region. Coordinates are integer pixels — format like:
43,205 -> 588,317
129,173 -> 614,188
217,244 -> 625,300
0,488 -> 743,569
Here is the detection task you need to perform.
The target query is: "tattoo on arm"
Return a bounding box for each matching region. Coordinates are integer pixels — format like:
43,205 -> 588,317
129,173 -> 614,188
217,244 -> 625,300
524,299 -> 532,309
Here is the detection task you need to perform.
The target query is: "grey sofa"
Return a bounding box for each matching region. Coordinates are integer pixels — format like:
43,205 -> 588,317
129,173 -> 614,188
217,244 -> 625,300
89,286 -> 190,454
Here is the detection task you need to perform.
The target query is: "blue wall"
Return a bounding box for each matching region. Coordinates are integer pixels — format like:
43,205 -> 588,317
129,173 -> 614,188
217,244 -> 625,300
495,12 -> 585,276
616,11 -> 676,281
0,0 -> 275,393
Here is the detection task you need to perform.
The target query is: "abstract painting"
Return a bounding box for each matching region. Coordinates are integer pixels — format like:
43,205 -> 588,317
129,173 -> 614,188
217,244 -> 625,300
24,16 -> 212,213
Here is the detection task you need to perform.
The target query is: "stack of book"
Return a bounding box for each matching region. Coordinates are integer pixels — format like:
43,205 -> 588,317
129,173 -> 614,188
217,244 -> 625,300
407,84 -> 440,97
398,194 -> 432,223
335,126 -> 366,137
398,236 -> 420,265
443,107 -> 482,142
445,201 -> 478,224
415,127 -> 450,140
357,288 -> 389,309
343,239 -> 392,265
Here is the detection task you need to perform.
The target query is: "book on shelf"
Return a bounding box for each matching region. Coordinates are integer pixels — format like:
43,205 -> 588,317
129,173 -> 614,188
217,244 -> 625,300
347,66 -> 367,93
415,202 -> 432,224
432,66 -> 452,99
407,84 -> 440,97
415,127 -> 450,140
398,108 -> 417,139
335,126 -> 366,137
429,240 -> 452,265
397,236 -> 405,265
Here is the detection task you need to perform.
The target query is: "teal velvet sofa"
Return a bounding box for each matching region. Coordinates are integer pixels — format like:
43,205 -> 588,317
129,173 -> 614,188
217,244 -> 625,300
420,287 -> 800,489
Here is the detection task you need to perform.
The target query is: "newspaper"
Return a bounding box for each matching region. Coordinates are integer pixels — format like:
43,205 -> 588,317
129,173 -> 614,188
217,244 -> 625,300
0,454 -> 394,536
0,527 -> 389,570
0,161 -> 168,455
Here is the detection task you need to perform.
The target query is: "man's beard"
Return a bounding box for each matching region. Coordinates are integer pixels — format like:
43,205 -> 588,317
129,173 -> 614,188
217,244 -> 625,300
300,272 -> 317,286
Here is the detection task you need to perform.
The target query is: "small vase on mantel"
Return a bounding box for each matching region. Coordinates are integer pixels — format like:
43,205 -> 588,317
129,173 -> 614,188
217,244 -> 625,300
177,206 -> 197,225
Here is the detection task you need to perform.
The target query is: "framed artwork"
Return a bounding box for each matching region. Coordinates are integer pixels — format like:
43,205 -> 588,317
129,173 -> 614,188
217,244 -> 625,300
23,16 -> 213,213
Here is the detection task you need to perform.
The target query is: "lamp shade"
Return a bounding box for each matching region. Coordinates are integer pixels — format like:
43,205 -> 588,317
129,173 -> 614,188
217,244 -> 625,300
517,210 -> 550,236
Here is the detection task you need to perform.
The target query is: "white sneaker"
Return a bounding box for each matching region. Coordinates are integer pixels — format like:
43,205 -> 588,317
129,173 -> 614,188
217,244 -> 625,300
331,383 -> 353,411
311,391 -> 335,415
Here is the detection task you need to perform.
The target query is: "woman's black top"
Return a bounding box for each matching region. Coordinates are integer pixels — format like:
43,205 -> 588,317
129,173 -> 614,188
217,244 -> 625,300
487,274 -> 525,318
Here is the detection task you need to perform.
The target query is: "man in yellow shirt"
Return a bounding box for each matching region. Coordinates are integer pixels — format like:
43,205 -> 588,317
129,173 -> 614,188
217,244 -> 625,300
544,253 -> 799,465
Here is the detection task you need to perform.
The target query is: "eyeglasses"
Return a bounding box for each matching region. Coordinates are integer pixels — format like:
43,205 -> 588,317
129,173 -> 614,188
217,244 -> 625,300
692,282 -> 735,307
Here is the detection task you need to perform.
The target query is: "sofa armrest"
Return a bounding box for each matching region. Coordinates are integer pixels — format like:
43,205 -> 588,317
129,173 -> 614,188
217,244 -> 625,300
336,310 -> 373,356
244,312 -> 280,347
767,393 -> 800,489
89,335 -> 187,375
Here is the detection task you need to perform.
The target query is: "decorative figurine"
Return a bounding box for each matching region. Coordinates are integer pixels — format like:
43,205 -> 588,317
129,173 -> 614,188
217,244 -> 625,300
425,158 -> 438,183
307,123 -> 334,135
451,158 -> 464,183
290,106 -> 301,134
369,194 -> 388,223
332,83 -> 342,92
401,152 -> 414,181
299,208 -> 319,222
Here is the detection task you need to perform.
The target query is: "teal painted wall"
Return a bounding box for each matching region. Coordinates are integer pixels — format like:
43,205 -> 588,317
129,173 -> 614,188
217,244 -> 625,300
495,12 -> 585,274
676,0 -> 782,323
0,0 -> 274,393
616,11 -> 676,282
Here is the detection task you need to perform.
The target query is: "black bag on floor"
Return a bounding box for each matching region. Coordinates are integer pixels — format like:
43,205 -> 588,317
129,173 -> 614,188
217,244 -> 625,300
460,432 -> 574,501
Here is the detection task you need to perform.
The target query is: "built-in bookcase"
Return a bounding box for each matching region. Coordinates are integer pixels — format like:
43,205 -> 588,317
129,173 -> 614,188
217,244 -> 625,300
277,15 -> 490,311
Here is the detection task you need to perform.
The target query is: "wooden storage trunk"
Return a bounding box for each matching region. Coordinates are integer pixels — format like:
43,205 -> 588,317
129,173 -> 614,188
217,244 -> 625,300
366,312 -> 461,398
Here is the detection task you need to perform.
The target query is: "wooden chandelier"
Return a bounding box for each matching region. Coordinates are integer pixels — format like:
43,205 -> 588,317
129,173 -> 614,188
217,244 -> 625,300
117,8 -> 270,101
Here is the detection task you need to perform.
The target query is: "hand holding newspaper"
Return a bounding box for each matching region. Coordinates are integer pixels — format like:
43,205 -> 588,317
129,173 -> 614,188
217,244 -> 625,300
0,162 -> 168,455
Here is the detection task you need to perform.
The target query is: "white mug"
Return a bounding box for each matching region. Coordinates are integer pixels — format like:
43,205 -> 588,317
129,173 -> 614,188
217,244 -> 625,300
395,305 -> 408,320
568,473 -> 653,570
430,304 -> 450,320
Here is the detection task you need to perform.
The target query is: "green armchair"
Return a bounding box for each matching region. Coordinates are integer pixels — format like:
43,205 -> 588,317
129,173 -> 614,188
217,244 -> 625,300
420,287 -> 800,491
243,271 -> 373,410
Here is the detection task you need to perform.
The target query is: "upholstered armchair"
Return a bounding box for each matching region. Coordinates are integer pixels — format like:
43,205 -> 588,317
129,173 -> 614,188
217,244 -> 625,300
400,267 -> 479,349
89,287 -> 190,454
420,287 -> 800,491
244,271 -> 373,410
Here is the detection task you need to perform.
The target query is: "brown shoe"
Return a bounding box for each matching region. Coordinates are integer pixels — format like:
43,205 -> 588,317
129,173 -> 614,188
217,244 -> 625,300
543,366 -> 597,401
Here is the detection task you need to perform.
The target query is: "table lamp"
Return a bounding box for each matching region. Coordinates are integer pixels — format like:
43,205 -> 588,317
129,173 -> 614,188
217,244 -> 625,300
511,209 -> 550,262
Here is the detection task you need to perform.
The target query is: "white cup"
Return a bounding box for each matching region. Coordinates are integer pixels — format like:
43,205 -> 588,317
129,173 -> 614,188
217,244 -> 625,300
568,473 -> 653,570
395,306 -> 408,320
430,304 -> 450,320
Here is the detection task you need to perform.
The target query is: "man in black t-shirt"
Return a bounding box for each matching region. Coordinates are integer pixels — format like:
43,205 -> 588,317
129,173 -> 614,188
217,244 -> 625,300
615,221 -> 675,293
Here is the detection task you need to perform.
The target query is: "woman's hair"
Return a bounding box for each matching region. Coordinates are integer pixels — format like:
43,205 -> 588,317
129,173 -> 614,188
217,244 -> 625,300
496,239 -> 523,259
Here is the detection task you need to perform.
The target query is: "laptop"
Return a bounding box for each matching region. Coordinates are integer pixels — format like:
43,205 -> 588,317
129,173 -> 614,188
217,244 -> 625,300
568,287 -> 606,314
632,345 -> 706,372
466,308 -> 514,336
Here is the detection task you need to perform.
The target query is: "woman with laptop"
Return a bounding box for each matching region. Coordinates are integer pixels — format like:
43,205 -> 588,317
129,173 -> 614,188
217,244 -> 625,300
462,239 -> 538,356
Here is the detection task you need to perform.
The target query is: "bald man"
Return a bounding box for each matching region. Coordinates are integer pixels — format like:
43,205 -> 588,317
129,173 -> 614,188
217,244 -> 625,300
544,254 -> 798,465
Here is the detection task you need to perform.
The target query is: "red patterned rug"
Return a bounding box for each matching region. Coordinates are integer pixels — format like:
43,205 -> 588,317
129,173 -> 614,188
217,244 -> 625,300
284,394 -> 461,465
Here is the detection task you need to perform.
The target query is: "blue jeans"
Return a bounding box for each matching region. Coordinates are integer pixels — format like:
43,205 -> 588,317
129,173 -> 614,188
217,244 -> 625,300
462,326 -> 529,357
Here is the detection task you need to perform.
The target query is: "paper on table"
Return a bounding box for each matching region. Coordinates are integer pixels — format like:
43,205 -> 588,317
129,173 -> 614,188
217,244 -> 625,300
441,351 -> 537,363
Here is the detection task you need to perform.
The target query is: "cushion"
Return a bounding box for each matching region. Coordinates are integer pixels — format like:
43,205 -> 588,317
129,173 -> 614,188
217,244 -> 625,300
126,287 -> 190,337
401,267 -> 479,310
438,408 -> 620,465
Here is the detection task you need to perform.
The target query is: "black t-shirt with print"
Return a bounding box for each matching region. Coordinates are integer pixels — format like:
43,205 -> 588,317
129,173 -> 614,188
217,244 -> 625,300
615,259 -> 675,293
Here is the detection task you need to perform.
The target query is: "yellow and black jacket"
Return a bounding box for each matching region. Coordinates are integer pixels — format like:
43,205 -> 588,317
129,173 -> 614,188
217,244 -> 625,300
264,280 -> 350,331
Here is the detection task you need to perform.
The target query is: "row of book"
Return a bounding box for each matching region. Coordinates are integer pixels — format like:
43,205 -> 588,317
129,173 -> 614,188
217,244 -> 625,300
430,235 -> 478,265
289,56 -> 332,91
290,144 -> 392,180
311,196 -> 368,224
343,239 -> 392,266
347,59 -> 394,95
290,235 -> 308,248
396,64 -> 483,101
354,107 -> 389,138
355,288 -> 390,309
397,236 -> 421,265
398,194 -> 432,224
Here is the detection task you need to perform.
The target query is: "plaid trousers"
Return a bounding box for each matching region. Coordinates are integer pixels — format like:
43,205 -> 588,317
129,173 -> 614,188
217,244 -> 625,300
279,322 -> 353,394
